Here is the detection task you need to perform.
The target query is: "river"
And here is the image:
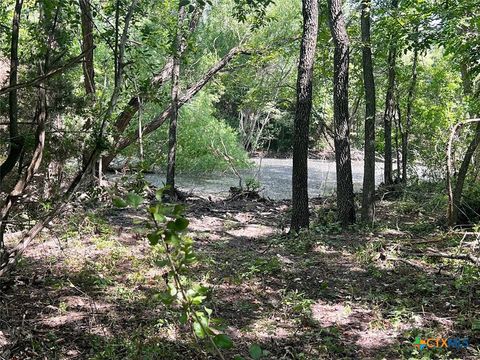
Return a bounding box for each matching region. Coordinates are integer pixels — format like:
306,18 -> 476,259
145,158 -> 385,200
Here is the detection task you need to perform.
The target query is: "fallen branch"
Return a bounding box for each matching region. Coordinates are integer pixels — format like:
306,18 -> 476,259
408,251 -> 480,266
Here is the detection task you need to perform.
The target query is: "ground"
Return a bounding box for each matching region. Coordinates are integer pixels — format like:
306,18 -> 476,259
0,185 -> 479,359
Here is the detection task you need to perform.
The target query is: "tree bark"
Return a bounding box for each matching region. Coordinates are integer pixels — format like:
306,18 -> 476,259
79,0 -> 95,96
448,62 -> 480,225
360,0 -> 376,223
328,0 -> 355,226
290,0 -> 318,232
0,0 -> 24,184
383,0 -> 398,186
451,121 -> 480,224
166,6 -> 186,194
401,46 -> 418,183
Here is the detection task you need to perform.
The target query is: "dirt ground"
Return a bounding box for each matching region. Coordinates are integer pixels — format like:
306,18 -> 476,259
0,193 -> 479,359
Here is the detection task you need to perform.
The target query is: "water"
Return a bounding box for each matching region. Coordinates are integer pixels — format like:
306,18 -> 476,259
145,158 -> 385,200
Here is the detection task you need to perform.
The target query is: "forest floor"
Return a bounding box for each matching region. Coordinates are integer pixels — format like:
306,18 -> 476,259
0,183 -> 479,359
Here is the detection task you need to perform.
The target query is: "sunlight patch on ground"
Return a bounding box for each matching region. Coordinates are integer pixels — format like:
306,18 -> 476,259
352,328 -> 400,349
311,301 -> 370,328
0,330 -> 11,349
226,224 -> 276,238
41,311 -> 86,327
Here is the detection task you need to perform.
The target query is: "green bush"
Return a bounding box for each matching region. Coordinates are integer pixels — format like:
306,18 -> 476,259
130,92 -> 251,173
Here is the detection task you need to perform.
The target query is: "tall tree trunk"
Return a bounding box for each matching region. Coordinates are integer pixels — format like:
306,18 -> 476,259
328,0 -> 355,226
360,0 -> 376,223
395,103 -> 401,181
451,120 -> 480,225
79,0 -> 95,96
0,0 -> 24,184
401,46 -> 418,183
166,6 -> 186,195
290,0 -> 318,232
383,0 -> 398,186
447,64 -> 480,225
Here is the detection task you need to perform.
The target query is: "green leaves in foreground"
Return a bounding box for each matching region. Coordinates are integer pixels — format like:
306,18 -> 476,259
233,343 -> 265,360
112,192 -> 143,208
249,343 -> 263,359
122,186 -> 234,357
213,334 -> 233,349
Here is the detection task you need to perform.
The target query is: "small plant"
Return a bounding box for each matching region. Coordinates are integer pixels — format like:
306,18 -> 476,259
114,187 -> 233,358
245,177 -> 261,192
281,289 -> 313,319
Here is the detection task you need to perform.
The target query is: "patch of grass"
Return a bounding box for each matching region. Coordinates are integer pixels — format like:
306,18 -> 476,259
280,289 -> 313,320
88,333 -> 188,360
354,240 -> 387,265
240,257 -> 281,279
284,231 -> 319,254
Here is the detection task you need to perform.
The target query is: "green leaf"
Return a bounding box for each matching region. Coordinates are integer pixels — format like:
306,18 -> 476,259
155,189 -> 164,201
165,232 -> 180,245
173,204 -> 185,215
191,295 -> 206,305
154,259 -> 168,267
473,319 -> 480,330
156,291 -> 174,305
175,218 -> 189,231
249,344 -> 262,360
153,212 -> 166,222
179,312 -> 188,324
213,334 -> 233,349
193,320 -> 206,338
147,232 -> 160,245
112,197 -> 127,208
126,192 -> 143,208
179,0 -> 190,7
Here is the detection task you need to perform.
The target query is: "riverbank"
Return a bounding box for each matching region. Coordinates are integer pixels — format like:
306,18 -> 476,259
250,148 -> 367,161
1,183 -> 478,359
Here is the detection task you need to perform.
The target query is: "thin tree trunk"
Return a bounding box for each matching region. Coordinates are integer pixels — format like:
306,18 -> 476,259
451,121 -> 480,224
448,63 -> 480,225
360,0 -> 376,223
0,0 -> 24,183
166,6 -> 186,195
383,0 -> 398,186
328,0 -> 355,226
290,0 -> 318,232
402,46 -> 418,183
79,0 -> 95,96
395,103 -> 401,181
1,66 -> 47,264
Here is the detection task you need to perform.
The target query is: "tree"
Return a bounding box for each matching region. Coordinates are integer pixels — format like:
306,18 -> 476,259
360,0 -> 376,222
79,0 -> 95,97
401,42 -> 418,184
166,5 -> 186,196
0,0 -> 24,183
382,0 -> 398,186
328,0 -> 355,226
290,0 -> 318,232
